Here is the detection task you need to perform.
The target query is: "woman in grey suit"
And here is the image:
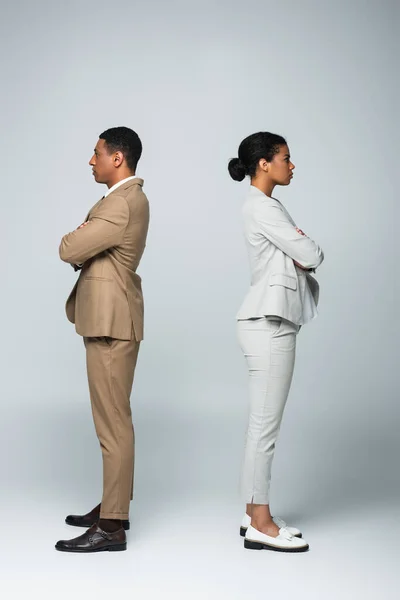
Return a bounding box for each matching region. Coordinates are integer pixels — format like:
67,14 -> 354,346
229,132 -> 324,552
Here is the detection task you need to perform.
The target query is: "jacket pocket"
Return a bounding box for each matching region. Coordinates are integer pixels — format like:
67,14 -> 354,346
83,276 -> 113,282
269,273 -> 297,290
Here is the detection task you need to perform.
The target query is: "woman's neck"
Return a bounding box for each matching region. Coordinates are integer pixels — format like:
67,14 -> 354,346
250,177 -> 275,198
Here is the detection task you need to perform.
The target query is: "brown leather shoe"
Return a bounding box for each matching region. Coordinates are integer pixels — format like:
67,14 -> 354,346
55,523 -> 127,553
65,504 -> 130,531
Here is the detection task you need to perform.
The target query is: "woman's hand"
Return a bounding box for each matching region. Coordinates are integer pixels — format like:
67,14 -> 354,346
294,260 -> 315,272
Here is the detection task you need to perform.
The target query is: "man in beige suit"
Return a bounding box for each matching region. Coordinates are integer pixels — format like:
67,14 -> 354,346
56,127 -> 149,553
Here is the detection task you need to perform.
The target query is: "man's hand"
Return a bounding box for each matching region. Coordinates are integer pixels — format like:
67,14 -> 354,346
77,221 -> 89,230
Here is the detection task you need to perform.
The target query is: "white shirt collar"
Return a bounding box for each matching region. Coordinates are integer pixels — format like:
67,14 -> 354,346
104,175 -> 140,198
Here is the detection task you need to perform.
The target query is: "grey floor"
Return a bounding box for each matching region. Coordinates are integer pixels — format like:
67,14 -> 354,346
1,404 -> 399,599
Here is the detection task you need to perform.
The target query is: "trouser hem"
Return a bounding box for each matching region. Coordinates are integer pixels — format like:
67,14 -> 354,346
243,494 -> 270,505
100,512 -> 129,520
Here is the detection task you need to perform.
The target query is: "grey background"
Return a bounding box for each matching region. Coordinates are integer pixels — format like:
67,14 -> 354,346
0,0 -> 398,598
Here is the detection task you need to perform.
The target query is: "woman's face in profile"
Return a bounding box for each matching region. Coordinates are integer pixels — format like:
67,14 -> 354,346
268,144 -> 295,186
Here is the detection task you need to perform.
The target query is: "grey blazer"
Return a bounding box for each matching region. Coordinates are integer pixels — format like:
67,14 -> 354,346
237,186 -> 324,325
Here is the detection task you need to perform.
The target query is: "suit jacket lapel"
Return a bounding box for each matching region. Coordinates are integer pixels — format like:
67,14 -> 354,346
84,196 -> 105,222
83,178 -> 144,221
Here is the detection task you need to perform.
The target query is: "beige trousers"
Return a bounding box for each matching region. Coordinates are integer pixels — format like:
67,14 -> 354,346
83,336 -> 140,520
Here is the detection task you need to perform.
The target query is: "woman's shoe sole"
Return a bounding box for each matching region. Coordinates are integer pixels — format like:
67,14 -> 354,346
240,526 -> 302,539
244,539 -> 309,553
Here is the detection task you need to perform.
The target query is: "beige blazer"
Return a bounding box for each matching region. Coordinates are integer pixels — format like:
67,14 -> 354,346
59,178 -> 149,341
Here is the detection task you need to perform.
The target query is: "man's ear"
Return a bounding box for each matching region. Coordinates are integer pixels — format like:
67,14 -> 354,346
113,152 -> 124,167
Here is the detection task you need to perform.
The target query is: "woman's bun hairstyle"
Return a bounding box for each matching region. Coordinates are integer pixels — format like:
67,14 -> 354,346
228,157 -> 247,181
228,132 -> 287,182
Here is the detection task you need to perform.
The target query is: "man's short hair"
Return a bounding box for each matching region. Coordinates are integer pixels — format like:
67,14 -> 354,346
99,126 -> 142,172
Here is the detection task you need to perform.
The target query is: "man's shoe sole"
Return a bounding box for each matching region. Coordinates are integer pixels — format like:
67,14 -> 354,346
55,543 -> 127,553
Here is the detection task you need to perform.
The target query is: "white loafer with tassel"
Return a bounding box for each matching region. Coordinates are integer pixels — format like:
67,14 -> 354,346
244,525 -> 309,553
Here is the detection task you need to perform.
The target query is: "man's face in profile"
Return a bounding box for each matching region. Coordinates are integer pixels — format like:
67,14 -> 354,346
89,139 -> 114,184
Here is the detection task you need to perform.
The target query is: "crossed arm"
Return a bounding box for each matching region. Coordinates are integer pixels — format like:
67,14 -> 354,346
256,204 -> 324,270
60,197 -> 322,272
59,195 -> 129,266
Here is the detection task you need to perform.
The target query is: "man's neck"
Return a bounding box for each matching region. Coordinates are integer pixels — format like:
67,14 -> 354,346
106,173 -> 136,189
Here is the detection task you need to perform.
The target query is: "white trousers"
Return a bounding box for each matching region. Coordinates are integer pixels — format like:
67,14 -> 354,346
237,316 -> 300,504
